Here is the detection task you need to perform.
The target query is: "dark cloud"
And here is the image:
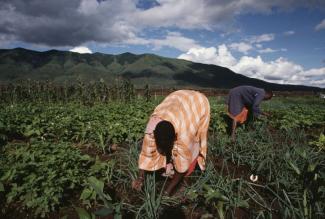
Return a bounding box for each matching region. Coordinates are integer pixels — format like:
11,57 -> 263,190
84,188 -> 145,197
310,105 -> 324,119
2,0 -> 80,17
264,75 -> 283,81
0,0 -> 136,46
0,0 -> 324,47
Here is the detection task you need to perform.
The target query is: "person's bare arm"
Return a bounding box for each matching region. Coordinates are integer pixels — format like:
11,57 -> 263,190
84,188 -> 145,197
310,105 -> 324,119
231,119 -> 237,142
198,108 -> 210,167
164,171 -> 185,196
260,111 -> 271,117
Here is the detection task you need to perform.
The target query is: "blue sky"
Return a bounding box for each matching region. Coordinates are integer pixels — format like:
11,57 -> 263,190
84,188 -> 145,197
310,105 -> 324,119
0,0 -> 324,87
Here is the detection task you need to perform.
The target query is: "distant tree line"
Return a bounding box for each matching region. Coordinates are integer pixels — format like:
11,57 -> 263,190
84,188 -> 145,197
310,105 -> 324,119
0,79 -> 136,104
0,79 -> 318,104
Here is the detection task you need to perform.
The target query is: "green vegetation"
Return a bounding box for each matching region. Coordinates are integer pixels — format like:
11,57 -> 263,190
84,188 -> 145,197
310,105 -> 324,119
0,141 -> 110,217
0,90 -> 324,218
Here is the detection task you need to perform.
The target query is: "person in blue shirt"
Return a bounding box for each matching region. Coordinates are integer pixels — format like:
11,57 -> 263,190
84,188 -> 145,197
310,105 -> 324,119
227,86 -> 273,141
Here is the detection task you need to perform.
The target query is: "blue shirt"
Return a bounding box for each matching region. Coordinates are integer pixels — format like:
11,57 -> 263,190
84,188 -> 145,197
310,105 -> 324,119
227,86 -> 265,117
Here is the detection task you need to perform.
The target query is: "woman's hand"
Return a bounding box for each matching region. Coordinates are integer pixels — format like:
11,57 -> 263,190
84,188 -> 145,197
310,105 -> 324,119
132,169 -> 145,191
132,177 -> 144,191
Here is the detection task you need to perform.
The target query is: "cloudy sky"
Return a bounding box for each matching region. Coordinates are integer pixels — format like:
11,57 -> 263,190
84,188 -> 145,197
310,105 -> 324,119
0,0 -> 325,87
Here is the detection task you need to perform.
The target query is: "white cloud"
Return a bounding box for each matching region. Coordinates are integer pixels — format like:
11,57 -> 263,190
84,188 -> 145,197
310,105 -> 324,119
315,19 -> 325,31
178,45 -> 325,87
229,42 -> 253,54
178,45 -> 237,67
78,0 -> 99,15
258,48 -> 277,53
150,32 -> 201,51
129,31 -> 281,56
283,30 -> 295,36
225,33 -> 277,55
131,0 -> 247,30
69,46 -> 92,54
132,1 -> 325,31
125,32 -> 201,52
228,33 -> 284,55
250,33 -> 275,43
255,44 -> 263,49
258,47 -> 287,53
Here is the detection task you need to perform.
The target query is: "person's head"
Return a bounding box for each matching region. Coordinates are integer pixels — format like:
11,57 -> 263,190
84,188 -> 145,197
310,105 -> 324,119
264,90 -> 273,100
153,120 -> 176,156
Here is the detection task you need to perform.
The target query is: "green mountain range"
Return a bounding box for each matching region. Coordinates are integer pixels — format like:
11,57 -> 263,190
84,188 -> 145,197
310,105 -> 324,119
0,48 -> 321,91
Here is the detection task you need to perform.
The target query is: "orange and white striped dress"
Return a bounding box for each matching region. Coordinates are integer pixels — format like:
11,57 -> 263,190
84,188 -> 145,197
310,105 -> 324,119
138,90 -> 210,174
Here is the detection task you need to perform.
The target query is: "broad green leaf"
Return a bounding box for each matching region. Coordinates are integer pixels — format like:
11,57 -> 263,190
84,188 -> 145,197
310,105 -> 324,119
80,188 -> 93,200
94,207 -> 113,216
88,177 -> 112,206
75,207 -> 92,219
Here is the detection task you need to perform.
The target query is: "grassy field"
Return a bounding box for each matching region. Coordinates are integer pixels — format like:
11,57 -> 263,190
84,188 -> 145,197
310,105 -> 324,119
0,94 -> 324,219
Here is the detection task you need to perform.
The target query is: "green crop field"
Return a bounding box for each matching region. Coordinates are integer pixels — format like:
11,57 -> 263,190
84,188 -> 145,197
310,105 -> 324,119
0,83 -> 324,219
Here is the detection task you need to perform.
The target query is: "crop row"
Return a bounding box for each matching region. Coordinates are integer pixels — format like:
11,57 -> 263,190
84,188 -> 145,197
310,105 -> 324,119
1,98 -> 324,146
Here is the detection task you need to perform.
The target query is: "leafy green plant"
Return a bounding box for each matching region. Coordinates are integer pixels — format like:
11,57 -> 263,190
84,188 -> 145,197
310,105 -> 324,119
78,176 -> 122,219
309,133 -> 325,151
285,149 -> 325,219
203,184 -> 229,219
80,157 -> 115,207
0,140 -> 98,217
